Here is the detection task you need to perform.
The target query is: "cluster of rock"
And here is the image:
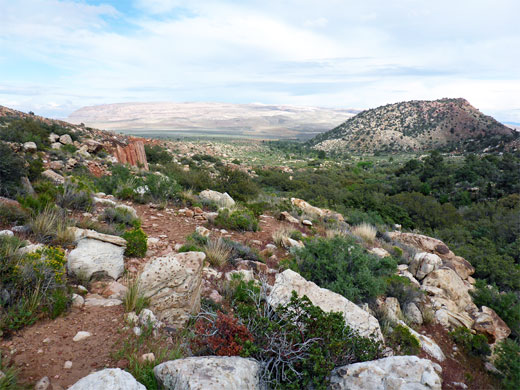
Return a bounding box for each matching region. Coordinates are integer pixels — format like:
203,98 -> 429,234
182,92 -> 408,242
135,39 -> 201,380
388,232 -> 511,345
114,140 -> 149,171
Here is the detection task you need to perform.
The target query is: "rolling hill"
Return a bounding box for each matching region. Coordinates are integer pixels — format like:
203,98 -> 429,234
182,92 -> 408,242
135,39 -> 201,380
308,98 -> 518,153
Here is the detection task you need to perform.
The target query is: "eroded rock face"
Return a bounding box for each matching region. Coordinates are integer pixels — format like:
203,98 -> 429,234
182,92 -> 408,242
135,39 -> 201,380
473,306 -> 511,344
139,252 -> 205,328
410,252 -> 443,280
69,368 -> 145,390
329,356 -> 442,390
199,190 -> 235,208
154,356 -> 261,390
114,140 -> 149,170
67,238 -> 125,280
268,270 -> 383,342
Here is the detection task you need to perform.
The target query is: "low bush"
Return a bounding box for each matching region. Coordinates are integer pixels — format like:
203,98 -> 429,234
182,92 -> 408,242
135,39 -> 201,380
145,144 -> 172,165
103,206 -> 139,228
122,226 -> 148,258
449,327 -> 491,358
385,275 -> 423,307
27,206 -> 74,246
227,281 -> 382,389
494,339 -> 520,390
0,203 -> 28,226
56,181 -> 93,211
0,142 -> 26,197
386,324 -> 421,356
213,208 -> 258,232
293,236 -> 397,303
221,238 -> 262,263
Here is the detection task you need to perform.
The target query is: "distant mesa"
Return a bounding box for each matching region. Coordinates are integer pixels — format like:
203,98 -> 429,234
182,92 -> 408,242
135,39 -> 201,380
308,98 -> 518,153
67,102 -> 358,140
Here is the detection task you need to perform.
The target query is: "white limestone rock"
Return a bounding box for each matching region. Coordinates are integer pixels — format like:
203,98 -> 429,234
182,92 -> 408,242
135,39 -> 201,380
67,238 -> 125,280
69,368 -> 145,390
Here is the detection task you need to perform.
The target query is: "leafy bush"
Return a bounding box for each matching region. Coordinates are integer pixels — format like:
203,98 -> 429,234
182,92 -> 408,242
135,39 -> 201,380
227,281 -> 382,389
214,208 -> 258,232
57,181 -> 93,211
0,203 -> 28,226
494,339 -> 520,390
216,167 -> 259,202
293,236 -> 397,303
122,226 -> 148,257
221,238 -> 262,263
385,275 -> 423,307
449,327 -> 491,357
103,206 -> 139,228
0,142 -> 26,197
386,324 -> 421,356
145,144 -> 172,165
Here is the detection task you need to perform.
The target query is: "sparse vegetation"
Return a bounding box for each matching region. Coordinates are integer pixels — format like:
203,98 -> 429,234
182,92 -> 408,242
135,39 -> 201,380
203,238 -> 231,268
123,277 -> 149,314
351,222 -> 377,242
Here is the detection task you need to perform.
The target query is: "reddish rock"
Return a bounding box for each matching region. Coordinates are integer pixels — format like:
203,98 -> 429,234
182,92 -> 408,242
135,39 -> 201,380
114,141 -> 149,170
473,306 -> 511,344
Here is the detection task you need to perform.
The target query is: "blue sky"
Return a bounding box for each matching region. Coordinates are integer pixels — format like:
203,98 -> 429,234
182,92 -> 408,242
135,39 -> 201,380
0,0 -> 519,122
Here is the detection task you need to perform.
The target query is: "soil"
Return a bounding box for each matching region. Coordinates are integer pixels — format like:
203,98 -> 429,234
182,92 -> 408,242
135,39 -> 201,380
0,306 -> 124,387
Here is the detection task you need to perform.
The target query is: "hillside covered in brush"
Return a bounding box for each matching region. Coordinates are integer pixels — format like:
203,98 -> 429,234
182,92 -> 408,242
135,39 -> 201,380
308,98 -> 518,154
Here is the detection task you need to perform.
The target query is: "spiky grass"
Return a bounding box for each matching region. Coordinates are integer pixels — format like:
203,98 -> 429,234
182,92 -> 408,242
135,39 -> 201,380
351,222 -> 377,243
272,227 -> 291,247
123,276 -> 149,315
203,238 -> 231,268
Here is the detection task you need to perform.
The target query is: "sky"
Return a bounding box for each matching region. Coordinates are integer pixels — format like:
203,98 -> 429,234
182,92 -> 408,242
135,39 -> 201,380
0,0 -> 519,122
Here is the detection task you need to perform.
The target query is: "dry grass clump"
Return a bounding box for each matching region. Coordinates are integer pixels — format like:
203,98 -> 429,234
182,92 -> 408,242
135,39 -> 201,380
351,222 -> 377,243
28,206 -> 74,245
203,238 -> 231,268
123,276 -> 149,315
272,227 -> 291,247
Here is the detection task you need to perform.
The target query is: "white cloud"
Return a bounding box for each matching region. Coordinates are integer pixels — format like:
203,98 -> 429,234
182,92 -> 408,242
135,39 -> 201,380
0,0 -> 518,122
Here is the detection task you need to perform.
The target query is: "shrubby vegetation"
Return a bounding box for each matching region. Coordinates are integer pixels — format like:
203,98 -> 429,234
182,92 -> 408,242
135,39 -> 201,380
194,279 -> 382,389
213,208 -> 259,232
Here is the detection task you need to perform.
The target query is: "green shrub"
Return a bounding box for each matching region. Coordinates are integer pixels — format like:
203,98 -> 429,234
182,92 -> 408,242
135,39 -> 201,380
385,275 -> 423,307
61,144 -> 77,153
57,181 -> 93,211
221,238 -> 262,263
225,281 -> 382,389
293,236 -> 397,303
449,327 -> 491,357
103,206 -> 139,228
122,226 -> 148,257
0,203 -> 28,225
214,208 -> 259,232
386,324 -> 421,355
0,142 -> 26,197
145,144 -> 172,165
178,244 -> 203,253
216,166 -> 259,202
27,206 -> 73,245
494,339 -> 520,390
0,355 -> 20,390
289,229 -> 304,241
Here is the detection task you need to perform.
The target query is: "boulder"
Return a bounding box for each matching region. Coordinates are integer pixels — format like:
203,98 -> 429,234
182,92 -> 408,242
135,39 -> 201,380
195,226 -> 211,237
443,256 -> 475,281
69,368 -> 145,390
329,356 -> 442,390
199,190 -> 235,208
421,267 -> 477,318
68,227 -> 127,246
114,141 -> 149,170
154,356 -> 261,390
51,142 -> 62,149
380,297 -> 402,323
369,247 -> 391,258
84,294 -> 122,307
268,270 -> 383,342
59,134 -> 73,145
67,238 -> 125,280
404,302 -> 423,325
281,236 -> 304,249
42,169 -> 65,185
139,252 -> 205,327
49,133 -> 60,142
49,160 -> 64,170
0,230 -> 13,237
291,197 -> 344,221
23,141 -> 37,152
279,211 -> 299,224
410,252 -> 443,280
472,306 -> 511,344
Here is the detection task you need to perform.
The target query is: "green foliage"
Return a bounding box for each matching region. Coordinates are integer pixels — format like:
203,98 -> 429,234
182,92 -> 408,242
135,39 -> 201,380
385,275 -> 423,307
145,144 -> 173,165
103,206 -> 139,228
0,142 -> 27,197
293,236 -> 397,303
386,324 -> 421,356
0,355 -> 20,390
449,327 -> 491,357
227,283 -> 382,389
0,203 -> 28,226
494,339 -> 520,390
123,278 -> 149,315
216,166 -> 259,202
470,280 -> 520,339
0,118 -> 73,149
122,226 -> 148,258
214,208 -> 259,232
61,143 -> 77,154
57,181 -> 93,211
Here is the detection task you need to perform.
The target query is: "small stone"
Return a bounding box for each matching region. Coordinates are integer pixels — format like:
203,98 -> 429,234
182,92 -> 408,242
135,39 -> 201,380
140,353 -> 155,362
23,141 -> 37,152
77,285 -> 88,294
43,337 -> 51,344
0,230 -> 14,237
73,331 -> 91,342
302,219 -> 313,226
59,134 -> 73,145
63,361 -> 73,369
133,327 -> 142,336
71,293 -> 84,308
34,376 -> 51,390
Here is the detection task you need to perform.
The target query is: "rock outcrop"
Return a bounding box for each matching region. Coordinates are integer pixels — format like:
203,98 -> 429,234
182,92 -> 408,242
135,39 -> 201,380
268,270 -> 383,342
409,252 -> 443,280
472,306 -> 511,344
199,190 -> 235,208
139,252 -> 205,327
291,198 -> 344,221
114,140 -> 149,170
329,356 -> 442,390
67,238 -> 125,280
154,356 -> 261,390
69,368 -> 145,390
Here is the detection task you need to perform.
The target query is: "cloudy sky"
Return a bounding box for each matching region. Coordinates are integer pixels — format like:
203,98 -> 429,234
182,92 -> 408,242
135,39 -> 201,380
1,0 -> 519,122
